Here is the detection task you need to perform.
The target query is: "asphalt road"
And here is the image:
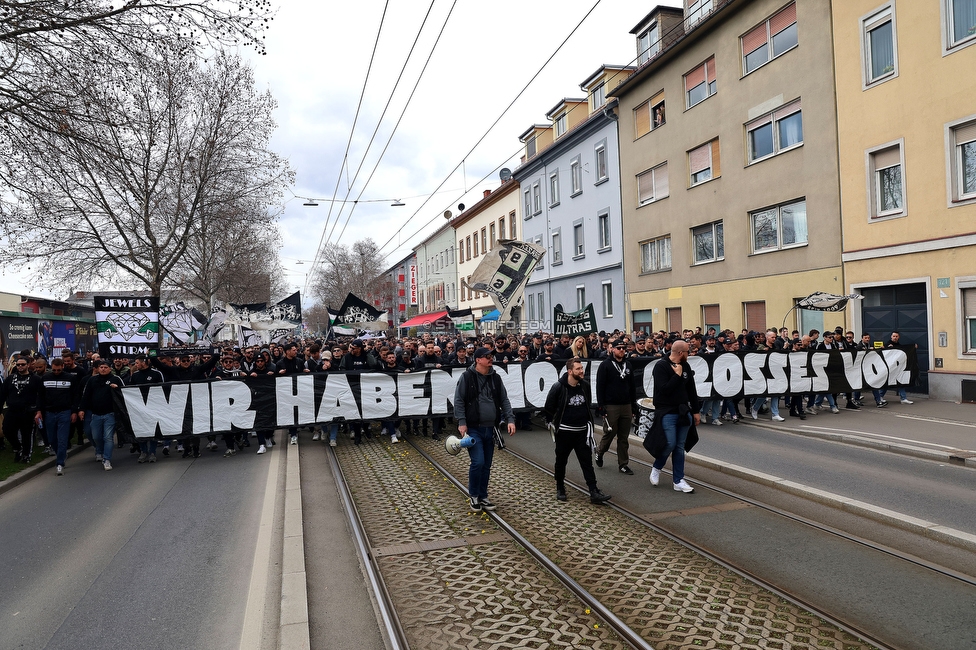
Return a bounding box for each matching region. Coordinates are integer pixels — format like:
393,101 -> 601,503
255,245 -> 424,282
0,445 -> 271,650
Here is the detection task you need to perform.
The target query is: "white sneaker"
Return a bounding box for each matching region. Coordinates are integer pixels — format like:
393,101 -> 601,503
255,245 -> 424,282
771,415 -> 785,422
257,445 -> 267,454
830,406 -> 840,413
290,435 -> 298,445
711,419 -> 723,426
311,432 -> 320,441
901,399 -> 913,404
329,439 -> 337,447
103,460 -> 112,471
749,408 -> 758,420
391,435 -> 399,444
56,465 -> 63,476
650,467 -> 661,486
95,453 -> 103,462
673,479 -> 694,493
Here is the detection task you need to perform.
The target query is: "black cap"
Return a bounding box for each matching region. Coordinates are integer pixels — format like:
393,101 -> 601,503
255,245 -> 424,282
613,340 -> 626,349
473,347 -> 493,359
350,339 -> 364,348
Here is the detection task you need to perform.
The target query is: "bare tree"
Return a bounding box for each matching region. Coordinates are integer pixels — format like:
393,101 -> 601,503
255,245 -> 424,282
0,47 -> 293,295
311,238 -> 389,310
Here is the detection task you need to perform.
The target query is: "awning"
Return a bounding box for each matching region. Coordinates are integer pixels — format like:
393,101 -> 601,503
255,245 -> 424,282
399,310 -> 449,329
480,309 -> 500,322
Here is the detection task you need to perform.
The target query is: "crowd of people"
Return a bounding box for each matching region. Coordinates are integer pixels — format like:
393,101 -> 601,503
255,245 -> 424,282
0,326 -> 915,503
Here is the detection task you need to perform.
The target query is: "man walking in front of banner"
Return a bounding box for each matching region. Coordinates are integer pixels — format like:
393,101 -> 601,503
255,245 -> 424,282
544,357 -> 612,504
644,340 -> 700,493
453,347 -> 515,512
1,355 -> 44,464
595,340 -> 638,475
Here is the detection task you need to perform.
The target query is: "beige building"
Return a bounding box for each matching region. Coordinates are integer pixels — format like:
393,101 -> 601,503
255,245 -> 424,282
454,180 -> 522,326
832,0 -> 976,400
611,0 -> 845,338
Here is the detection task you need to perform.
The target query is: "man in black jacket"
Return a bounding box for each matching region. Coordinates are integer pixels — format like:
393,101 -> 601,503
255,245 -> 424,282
2,355 -> 44,464
544,357 -> 611,504
128,355 -> 165,463
41,357 -> 79,474
647,340 -> 700,493
595,340 -> 638,475
79,361 -> 123,471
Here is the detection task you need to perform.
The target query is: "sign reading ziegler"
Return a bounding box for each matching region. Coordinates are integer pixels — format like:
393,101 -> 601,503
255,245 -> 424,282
116,349 -> 917,439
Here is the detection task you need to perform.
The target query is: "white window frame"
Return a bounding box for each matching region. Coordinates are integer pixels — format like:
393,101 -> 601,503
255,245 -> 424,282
509,211 -> 517,239
597,212 -> 611,251
527,291 -> 536,321
637,162 -> 669,206
554,112 -> 567,137
538,292 -> 545,321
594,140 -> 608,183
640,235 -> 672,273
942,0 -> 976,54
688,141 -> 715,187
573,220 -> 584,258
534,236 -> 544,269
576,285 -> 586,311
866,140 -> 907,220
498,216 -> 505,240
684,57 -> 717,109
551,229 -> 562,265
549,170 -> 560,207
570,156 -> 582,196
524,189 -> 532,220
746,99 -> 803,164
946,116 -> 976,206
860,4 -> 899,89
750,198 -> 808,253
591,82 -> 606,109
638,23 -> 660,65
685,0 -> 714,31
602,281 -> 614,318
740,2 -> 798,76
959,279 -> 976,355
692,221 -> 724,265
532,182 -> 542,215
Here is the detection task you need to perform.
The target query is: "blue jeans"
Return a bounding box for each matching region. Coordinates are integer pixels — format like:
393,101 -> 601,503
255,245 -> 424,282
751,397 -> 780,417
328,423 -> 339,442
90,413 -> 116,461
139,439 -> 158,454
46,410 -> 72,465
465,426 -> 495,500
881,387 -> 908,401
813,393 -> 837,409
653,413 -> 691,483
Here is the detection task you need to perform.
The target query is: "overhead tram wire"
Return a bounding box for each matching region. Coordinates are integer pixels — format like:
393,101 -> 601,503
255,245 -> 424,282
326,0 -> 460,251
376,0 -> 691,262
304,0 -> 390,298
375,0 -> 605,257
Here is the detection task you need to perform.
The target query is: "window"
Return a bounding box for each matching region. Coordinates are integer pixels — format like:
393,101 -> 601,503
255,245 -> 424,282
685,0 -> 714,30
538,292 -> 545,321
747,100 -> 802,162
570,156 -> 582,195
535,237 -> 544,269
741,3 -> 797,75
949,119 -> 976,202
458,240 -> 464,263
576,285 -> 586,311
684,57 -> 716,108
552,230 -> 562,264
525,135 -> 537,158
555,113 -> 567,137
473,232 -> 479,257
595,140 -> 608,182
549,170 -> 560,206
964,287 -> 976,352
640,236 -> 672,272
692,221 -> 724,264
638,23 -> 659,65
946,0 -> 976,50
602,282 -> 613,318
751,199 -> 808,252
592,83 -> 606,109
637,162 -> 669,205
635,91 -> 665,138
481,228 -> 487,254
528,291 -> 536,321
862,5 -> 897,86
598,213 -> 611,250
498,217 -> 505,240
744,301 -> 767,333
868,144 -> 905,218
702,304 -> 721,333
524,189 -> 532,219
532,183 -> 542,214
489,223 -> 496,248
667,306 -> 682,333
509,211 -> 517,239
466,236 -> 471,260
573,222 -> 584,257
689,140 -> 720,186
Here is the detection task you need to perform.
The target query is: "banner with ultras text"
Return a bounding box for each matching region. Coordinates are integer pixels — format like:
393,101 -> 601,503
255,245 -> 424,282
116,349 -> 916,438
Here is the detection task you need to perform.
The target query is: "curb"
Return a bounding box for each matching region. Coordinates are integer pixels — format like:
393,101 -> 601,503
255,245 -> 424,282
689,453 -> 976,554
280,440 -> 311,649
0,442 -> 91,497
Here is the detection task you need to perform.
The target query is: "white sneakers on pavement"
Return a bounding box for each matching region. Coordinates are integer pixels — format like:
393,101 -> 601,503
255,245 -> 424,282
650,467 -> 660,486
391,435 -> 399,444
290,435 -> 298,445
311,432 -> 321,441
56,465 -> 63,476
901,399 -> 913,404
103,460 -> 112,471
771,415 -> 785,422
329,439 -> 337,447
257,445 -> 267,454
673,479 -> 695,493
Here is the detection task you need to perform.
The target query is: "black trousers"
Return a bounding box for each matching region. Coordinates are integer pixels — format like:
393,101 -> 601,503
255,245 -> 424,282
554,427 -> 597,491
3,408 -> 35,454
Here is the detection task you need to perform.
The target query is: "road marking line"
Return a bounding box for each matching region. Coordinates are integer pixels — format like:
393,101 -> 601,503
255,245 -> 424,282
894,413 -> 976,428
798,425 -> 957,450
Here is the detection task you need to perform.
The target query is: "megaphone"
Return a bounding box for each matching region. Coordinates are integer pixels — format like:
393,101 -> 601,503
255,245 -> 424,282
445,434 -> 475,456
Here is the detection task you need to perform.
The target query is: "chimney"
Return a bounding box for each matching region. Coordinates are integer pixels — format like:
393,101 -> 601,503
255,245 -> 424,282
483,189 -> 491,199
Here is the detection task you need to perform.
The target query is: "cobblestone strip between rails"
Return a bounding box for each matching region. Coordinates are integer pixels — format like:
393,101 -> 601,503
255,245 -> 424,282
334,438 -> 629,650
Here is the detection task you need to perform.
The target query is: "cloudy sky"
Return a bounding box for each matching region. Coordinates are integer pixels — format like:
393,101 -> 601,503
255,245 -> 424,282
5,0 -> 680,302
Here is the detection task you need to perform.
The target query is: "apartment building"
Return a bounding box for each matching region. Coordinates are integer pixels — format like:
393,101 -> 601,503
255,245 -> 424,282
610,0 -> 845,338
832,0 -> 976,399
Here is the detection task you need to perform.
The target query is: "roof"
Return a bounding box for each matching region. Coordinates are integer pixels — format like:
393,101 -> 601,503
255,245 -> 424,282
579,64 -> 636,92
545,97 -> 587,120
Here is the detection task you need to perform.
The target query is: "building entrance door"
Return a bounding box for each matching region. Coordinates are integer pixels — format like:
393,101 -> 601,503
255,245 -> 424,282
860,283 -> 929,394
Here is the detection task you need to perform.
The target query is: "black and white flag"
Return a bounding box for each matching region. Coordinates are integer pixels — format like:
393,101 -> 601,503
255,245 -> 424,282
795,292 -> 863,312
464,239 -> 545,321
95,295 -> 160,358
553,303 -> 598,336
332,293 -> 387,332
159,302 -> 208,345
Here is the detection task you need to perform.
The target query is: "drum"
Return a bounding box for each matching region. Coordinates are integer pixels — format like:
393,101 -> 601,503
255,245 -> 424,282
634,398 -> 655,439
